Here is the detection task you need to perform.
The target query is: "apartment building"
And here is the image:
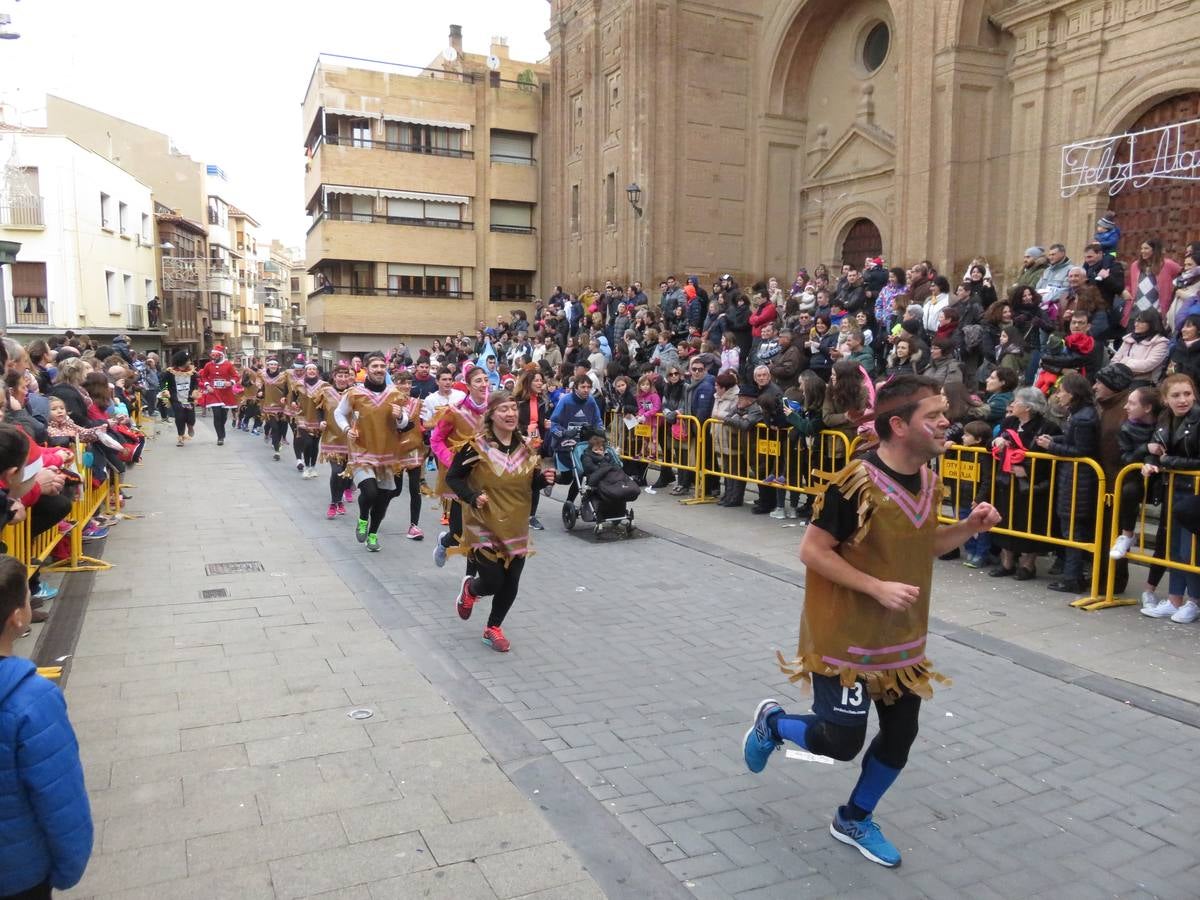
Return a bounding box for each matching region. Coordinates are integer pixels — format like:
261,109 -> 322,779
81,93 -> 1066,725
0,131 -> 160,347
301,25 -> 547,355
155,202 -> 206,354
289,257 -> 311,361
259,241 -> 293,361
228,205 -> 261,359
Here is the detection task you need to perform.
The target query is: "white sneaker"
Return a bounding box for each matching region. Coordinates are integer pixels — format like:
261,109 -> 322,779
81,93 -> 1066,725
1109,534 -> 1134,560
769,508 -> 787,520
1141,598 -> 1179,619
644,486 -> 656,495
1141,590 -> 1160,610
1170,599 -> 1200,624
295,460 -> 304,472
784,506 -> 798,519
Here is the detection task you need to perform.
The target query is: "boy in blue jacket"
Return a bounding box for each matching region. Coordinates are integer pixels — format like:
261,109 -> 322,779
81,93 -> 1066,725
0,554 -> 92,899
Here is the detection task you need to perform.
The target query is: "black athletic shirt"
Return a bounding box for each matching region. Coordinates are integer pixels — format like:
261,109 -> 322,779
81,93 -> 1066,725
813,450 -> 924,544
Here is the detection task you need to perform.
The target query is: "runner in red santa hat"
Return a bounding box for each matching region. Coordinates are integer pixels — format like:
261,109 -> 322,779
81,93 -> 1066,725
197,345 -> 239,445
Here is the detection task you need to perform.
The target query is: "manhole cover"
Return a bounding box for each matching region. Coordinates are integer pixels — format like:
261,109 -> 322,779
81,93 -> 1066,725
347,708 -> 374,720
205,561 -> 265,576
200,588 -> 229,599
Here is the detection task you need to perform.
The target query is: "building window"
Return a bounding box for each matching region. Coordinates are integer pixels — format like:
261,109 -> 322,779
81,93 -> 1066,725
100,193 -> 113,229
570,94 -> 584,157
141,213 -> 151,242
209,293 -> 231,321
330,193 -> 375,222
386,264 -> 462,297
3,168 -> 42,226
350,118 -> 372,148
490,201 -> 534,233
606,70 -> 622,139
570,185 -> 580,235
490,130 -> 535,165
11,262 -> 48,323
489,269 -> 534,301
383,122 -> 464,155
118,201 -> 129,235
105,270 -> 119,314
123,274 -> 134,313
861,22 -> 890,73
290,277 -> 300,292
605,173 -> 616,227
207,196 -> 226,227
384,197 -> 462,224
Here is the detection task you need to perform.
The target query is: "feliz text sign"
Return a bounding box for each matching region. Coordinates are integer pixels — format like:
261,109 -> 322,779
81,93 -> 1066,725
1061,117 -> 1200,198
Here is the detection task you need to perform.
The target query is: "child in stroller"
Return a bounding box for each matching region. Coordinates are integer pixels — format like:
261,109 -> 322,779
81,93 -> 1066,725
561,425 -> 638,534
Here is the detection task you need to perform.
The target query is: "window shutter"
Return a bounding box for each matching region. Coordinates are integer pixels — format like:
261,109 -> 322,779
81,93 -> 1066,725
11,262 -> 47,298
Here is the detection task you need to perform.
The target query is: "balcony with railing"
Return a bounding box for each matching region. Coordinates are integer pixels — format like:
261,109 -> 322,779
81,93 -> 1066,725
307,213 -> 475,267
0,198 -> 45,229
309,209 -> 473,232
304,137 -> 475,201
12,299 -> 49,326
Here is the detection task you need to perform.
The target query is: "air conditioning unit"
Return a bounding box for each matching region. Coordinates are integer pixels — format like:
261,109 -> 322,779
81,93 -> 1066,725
127,304 -> 146,330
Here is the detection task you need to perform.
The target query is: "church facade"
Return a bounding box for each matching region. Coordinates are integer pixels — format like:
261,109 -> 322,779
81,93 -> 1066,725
539,0 -> 1200,289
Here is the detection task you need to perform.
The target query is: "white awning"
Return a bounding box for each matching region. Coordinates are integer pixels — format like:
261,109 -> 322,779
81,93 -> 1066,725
380,113 -> 471,131
322,184 -> 468,205
323,107 -> 380,119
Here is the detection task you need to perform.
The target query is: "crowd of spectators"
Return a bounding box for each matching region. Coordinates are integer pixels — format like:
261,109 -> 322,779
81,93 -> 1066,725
421,219 -> 1200,624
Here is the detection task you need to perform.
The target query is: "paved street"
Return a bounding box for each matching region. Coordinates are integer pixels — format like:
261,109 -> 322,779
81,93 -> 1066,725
32,422 -> 1200,899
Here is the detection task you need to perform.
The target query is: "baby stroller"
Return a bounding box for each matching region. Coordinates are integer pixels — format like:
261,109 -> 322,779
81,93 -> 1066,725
556,424 -> 638,536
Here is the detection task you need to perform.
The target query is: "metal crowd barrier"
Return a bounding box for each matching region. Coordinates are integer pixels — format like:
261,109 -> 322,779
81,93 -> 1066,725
605,411 -> 706,501
937,443 -> 1108,606
701,420 -> 852,499
1100,464 -> 1200,612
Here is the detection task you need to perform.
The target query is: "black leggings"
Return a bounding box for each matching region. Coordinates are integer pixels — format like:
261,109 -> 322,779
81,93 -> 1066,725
776,691 -> 921,770
212,406 -> 229,440
296,430 -> 319,468
173,403 -> 196,437
329,462 -> 352,504
401,467 -> 422,526
240,402 -> 261,429
469,553 -> 526,628
267,417 -> 288,451
530,477 -> 542,517
357,477 -> 399,533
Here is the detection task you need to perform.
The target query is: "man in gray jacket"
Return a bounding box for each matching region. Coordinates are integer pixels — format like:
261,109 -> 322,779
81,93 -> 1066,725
1036,243 -> 1072,306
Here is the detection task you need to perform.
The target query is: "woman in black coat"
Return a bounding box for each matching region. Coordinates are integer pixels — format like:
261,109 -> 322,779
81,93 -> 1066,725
1037,374 -> 1100,593
984,387 -> 1061,580
1167,315 -> 1200,385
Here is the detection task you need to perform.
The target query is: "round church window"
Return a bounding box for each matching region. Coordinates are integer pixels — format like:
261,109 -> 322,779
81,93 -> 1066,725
862,22 -> 890,73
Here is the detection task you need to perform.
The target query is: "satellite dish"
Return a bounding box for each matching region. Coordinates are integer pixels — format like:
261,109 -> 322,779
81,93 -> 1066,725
444,47 -> 458,62
487,55 -> 501,72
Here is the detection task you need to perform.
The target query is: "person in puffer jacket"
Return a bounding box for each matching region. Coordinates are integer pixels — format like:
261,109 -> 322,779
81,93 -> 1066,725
0,554 -> 92,897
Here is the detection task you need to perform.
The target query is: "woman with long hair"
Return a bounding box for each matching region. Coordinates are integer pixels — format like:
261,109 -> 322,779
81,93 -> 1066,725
512,365 -> 553,529
445,390 -> 556,652
1123,238 -> 1182,327
1111,308 -> 1170,385
431,366 -> 491,569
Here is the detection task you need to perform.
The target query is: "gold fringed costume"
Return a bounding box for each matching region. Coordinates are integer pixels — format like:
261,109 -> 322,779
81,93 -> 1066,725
450,435 -> 541,566
431,398 -> 486,499
777,458 -> 950,704
318,384 -> 349,463
341,384 -> 411,475
260,371 -> 291,419
293,379 -> 327,435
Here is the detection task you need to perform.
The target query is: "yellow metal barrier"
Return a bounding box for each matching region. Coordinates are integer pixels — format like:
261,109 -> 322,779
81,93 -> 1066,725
605,411 -> 706,501
937,444 -> 1108,607
43,446 -> 113,574
1099,463 -> 1200,612
697,418 -> 852,500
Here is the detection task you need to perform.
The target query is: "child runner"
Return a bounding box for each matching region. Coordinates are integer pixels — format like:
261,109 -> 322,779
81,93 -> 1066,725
237,365 -> 262,434
445,390 -> 555,651
161,351 -> 198,448
743,375 -> 1000,868
320,365 -> 354,519
334,352 -> 416,552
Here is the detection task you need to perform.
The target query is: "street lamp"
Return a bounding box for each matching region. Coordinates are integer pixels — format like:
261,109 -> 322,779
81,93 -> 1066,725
626,182 -> 642,217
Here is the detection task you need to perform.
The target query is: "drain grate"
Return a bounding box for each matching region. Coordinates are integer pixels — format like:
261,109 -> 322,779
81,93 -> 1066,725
200,588 -> 229,599
205,561 -> 265,576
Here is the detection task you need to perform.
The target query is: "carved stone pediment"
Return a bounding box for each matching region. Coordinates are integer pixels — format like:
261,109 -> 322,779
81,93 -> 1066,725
807,124 -> 896,185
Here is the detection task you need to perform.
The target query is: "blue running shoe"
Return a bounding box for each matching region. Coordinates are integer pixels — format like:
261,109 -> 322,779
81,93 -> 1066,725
32,584 -> 59,602
830,809 -> 902,868
742,698 -> 782,773
433,532 -> 448,568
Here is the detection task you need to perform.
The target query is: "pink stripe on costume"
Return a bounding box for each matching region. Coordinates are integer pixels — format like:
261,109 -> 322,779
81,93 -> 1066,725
821,654 -> 927,671
846,637 -> 926,656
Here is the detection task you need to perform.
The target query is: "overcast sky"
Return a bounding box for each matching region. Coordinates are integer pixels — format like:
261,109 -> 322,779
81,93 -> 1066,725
1,0 -> 550,251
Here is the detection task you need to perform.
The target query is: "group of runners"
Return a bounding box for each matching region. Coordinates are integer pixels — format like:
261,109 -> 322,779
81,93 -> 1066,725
167,349 -> 552,655
165,346 -> 1005,869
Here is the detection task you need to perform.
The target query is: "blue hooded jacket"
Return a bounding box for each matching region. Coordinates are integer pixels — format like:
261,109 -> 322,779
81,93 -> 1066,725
0,657 -> 92,894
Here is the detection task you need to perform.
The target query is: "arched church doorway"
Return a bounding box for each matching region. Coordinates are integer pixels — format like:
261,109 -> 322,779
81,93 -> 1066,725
840,218 -> 883,267
1110,92 -> 1200,261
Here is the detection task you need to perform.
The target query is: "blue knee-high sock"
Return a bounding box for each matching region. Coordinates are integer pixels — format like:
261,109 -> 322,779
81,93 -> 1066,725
768,711 -> 818,749
846,750 -> 902,820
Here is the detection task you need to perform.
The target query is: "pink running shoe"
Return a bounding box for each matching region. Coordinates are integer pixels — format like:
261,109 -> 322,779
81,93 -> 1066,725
343,488 -> 354,503
326,503 -> 338,520
482,626 -> 510,652
407,524 -> 424,541
336,502 -> 347,517
456,576 -> 476,620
